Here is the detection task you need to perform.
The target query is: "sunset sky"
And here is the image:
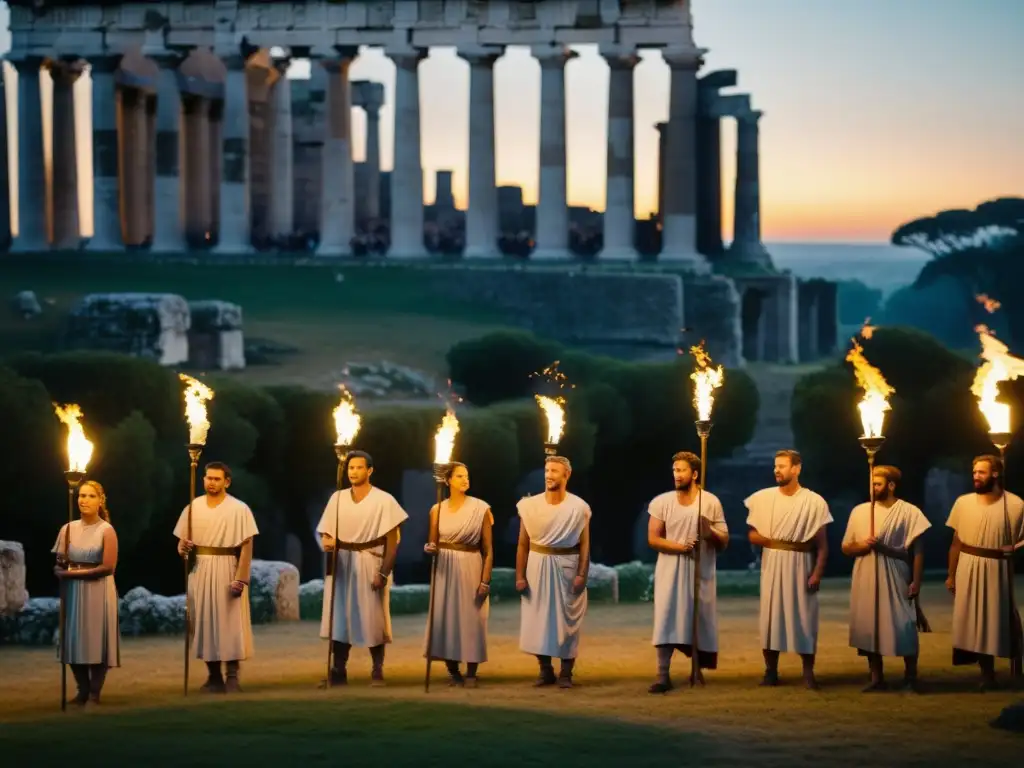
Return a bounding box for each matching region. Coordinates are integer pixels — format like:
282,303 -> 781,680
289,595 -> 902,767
1,0 -> 1021,243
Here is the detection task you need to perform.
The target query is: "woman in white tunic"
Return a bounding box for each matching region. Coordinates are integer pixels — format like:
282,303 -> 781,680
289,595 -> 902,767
52,480 -> 121,705
841,466 -> 931,692
423,462 -> 494,687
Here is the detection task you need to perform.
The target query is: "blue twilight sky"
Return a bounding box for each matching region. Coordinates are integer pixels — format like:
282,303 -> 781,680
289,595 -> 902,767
1,0 -> 1021,242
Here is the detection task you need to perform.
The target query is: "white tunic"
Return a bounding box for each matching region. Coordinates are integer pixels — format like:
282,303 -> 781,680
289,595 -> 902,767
317,486 -> 409,647
52,519 -> 121,666
423,496 -> 491,663
173,494 -> 259,661
649,490 -> 728,651
843,499 -> 931,656
517,492 -> 591,659
946,491 -> 1024,659
745,486 -> 833,654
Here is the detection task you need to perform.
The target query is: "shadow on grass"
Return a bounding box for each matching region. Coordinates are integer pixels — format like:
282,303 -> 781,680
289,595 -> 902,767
0,697 -> 717,767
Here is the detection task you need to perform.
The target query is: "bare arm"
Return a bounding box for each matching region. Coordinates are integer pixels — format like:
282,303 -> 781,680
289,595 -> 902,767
480,510 -> 494,584
577,522 -> 591,582
811,525 -> 828,581
65,527 -> 119,580
380,525 -> 400,578
424,504 -> 440,551
841,535 -> 874,558
747,525 -> 771,548
911,537 -> 925,590
703,516 -> 729,551
515,521 -> 530,586
648,517 -> 693,555
947,532 -> 961,591
234,538 -> 254,583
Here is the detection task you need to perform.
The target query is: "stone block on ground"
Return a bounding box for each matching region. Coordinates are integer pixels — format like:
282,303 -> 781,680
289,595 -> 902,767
11,290 -> 41,319
250,559 -> 300,622
65,292 -> 190,365
0,541 -> 29,616
187,300 -> 245,370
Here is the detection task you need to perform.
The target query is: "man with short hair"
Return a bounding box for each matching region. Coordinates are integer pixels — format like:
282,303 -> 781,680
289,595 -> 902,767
842,465 -> 930,691
647,451 -> 729,693
515,456 -> 591,688
946,454 -> 1024,690
745,449 -> 832,689
318,450 -> 408,687
174,461 -> 258,693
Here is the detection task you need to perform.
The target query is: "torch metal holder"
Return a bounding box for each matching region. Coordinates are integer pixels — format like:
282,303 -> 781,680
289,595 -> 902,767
424,461 -> 449,692
857,434 -> 885,658
59,470 -> 86,711
323,442 -> 351,688
182,442 -> 204,697
988,431 -> 1021,678
544,442 -> 558,457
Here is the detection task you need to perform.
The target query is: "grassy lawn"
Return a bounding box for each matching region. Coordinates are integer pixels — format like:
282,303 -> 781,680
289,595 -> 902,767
0,261 -> 513,387
0,582 -> 1019,766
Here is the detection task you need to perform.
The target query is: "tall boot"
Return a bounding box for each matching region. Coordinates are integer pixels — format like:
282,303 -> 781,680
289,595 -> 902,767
444,659 -> 464,687
648,645 -> 674,694
760,649 -> 780,687
329,641 -> 351,686
465,662 -> 479,688
88,664 -> 108,703
558,658 -> 575,689
200,661 -> 225,693
801,653 -> 820,690
70,664 -> 90,705
369,644 -> 386,687
225,660 -> 242,693
534,655 -> 556,687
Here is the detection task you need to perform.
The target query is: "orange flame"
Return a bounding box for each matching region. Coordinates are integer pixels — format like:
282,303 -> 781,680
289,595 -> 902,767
689,341 -> 724,421
972,325 -> 1024,433
332,385 -> 361,446
846,336 -> 894,438
179,374 -> 214,445
54,403 -> 93,473
433,408 -> 460,465
976,294 -> 1001,314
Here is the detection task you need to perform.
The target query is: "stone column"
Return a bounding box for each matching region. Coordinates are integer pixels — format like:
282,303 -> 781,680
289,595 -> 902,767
87,56 -> 123,251
208,97 -> 223,243
215,55 -> 251,253
117,85 -> 151,246
695,100 -> 723,257
659,49 -> 706,270
47,60 -> 84,249
600,49 -> 637,261
12,57 -> 47,252
462,50 -> 499,259
655,121 -> 666,225
387,48 -> 427,259
532,46 -> 575,261
729,109 -> 771,267
151,55 -> 185,252
182,94 -> 212,246
0,66 -> 10,251
270,62 -> 294,242
364,96 -> 382,223
317,52 -> 356,257
144,94 -> 156,244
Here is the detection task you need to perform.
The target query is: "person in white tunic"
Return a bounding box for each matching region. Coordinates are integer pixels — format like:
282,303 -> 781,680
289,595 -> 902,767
515,455 -> 591,688
945,454 -> 1024,690
318,450 -> 408,686
647,451 -> 729,693
423,462 -> 494,687
52,480 -> 121,705
841,465 -> 930,692
745,449 -> 832,689
174,462 -> 258,693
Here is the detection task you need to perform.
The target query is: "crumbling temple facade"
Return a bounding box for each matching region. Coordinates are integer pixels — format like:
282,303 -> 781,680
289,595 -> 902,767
0,0 -> 837,365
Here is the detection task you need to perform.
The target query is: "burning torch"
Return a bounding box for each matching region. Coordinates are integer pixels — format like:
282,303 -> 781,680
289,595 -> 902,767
324,387 -> 362,688
179,373 -> 214,696
847,335 -> 894,658
532,361 -> 572,457
425,407 -> 460,693
689,342 -> 723,688
54,404 -> 93,712
972,325 -> 1024,677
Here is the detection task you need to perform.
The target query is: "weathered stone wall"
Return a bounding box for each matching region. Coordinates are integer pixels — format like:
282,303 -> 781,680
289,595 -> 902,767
683,272 -> 744,367
412,265 -> 686,347
64,292 -> 190,365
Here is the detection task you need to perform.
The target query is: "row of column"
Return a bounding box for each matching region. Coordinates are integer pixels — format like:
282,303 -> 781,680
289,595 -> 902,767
6,44 -> 707,266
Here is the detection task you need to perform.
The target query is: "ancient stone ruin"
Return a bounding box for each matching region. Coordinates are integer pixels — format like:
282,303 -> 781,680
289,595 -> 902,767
187,299 -> 246,370
65,292 -> 191,365
0,541 -> 29,616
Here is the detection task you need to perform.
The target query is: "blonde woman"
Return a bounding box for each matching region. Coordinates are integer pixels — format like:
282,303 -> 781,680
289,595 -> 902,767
423,462 -> 494,687
53,480 -> 121,705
